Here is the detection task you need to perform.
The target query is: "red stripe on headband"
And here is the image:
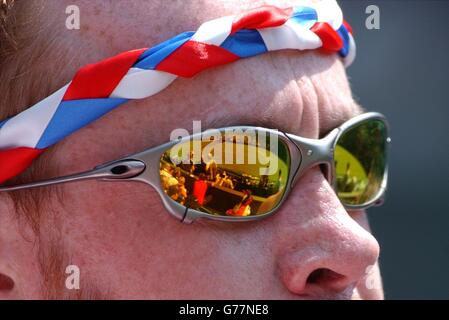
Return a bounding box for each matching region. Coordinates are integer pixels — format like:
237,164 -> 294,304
231,5 -> 293,34
0,147 -> 45,184
311,22 -> 344,52
155,41 -> 240,78
63,48 -> 146,100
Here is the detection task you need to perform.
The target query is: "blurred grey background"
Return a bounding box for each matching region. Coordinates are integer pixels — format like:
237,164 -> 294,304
339,0 -> 449,299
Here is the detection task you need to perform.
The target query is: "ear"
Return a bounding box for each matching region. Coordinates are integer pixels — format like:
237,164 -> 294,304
0,195 -> 42,299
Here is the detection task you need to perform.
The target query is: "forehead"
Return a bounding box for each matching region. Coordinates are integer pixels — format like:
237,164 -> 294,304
54,0 -> 323,50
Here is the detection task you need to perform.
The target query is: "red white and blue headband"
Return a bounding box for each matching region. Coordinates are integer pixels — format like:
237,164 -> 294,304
0,1 -> 355,184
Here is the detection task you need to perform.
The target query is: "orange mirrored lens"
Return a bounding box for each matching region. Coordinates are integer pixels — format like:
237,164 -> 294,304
159,130 -> 290,217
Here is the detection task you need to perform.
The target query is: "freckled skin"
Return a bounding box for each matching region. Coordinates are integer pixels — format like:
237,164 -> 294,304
0,0 -> 383,299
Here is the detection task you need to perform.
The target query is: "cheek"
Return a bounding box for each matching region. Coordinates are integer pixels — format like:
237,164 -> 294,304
176,221 -> 276,296
56,181 -> 176,294
57,181 -> 275,298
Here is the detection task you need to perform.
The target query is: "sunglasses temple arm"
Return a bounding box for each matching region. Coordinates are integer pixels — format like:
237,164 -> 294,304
0,160 -> 146,193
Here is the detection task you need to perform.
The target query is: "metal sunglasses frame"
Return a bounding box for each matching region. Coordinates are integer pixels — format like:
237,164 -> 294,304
0,112 -> 390,224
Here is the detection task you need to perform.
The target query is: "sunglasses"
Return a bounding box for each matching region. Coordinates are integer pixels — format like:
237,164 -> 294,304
0,112 -> 390,223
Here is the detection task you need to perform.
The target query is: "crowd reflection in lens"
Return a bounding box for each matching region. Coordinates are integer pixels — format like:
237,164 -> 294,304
159,141 -> 290,217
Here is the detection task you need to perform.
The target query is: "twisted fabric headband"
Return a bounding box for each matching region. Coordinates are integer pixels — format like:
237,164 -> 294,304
0,1 -> 355,184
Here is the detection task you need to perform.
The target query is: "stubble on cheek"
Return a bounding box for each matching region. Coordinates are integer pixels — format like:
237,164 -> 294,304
36,230 -> 112,299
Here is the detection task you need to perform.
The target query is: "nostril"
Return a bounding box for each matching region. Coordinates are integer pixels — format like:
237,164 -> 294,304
0,273 -> 14,291
306,268 -> 345,286
307,268 -> 325,284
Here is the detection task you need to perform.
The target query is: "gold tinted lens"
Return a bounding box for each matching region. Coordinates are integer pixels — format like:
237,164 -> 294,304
335,119 -> 388,206
159,130 -> 290,217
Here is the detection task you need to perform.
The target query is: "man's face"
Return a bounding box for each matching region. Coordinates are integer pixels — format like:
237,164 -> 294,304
3,0 -> 383,299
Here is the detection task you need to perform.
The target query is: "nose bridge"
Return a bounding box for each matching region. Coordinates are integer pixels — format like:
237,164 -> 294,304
285,129 -> 339,187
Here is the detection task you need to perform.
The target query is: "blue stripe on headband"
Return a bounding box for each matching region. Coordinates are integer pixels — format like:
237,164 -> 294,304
36,98 -> 128,149
220,29 -> 267,58
290,6 -> 318,29
337,24 -> 350,58
134,31 -> 195,70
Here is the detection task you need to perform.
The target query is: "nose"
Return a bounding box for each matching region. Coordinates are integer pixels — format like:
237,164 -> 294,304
272,168 -> 380,298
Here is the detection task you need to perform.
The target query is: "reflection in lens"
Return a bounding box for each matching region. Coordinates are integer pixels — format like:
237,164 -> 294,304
335,119 -> 388,206
159,130 -> 291,217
